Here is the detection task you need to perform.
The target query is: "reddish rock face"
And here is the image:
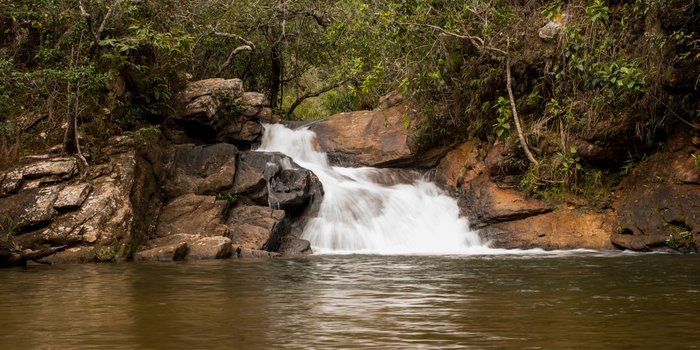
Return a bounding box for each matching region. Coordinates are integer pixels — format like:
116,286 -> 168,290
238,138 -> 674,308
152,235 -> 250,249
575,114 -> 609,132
481,207 -> 615,250
434,140 -> 486,189
309,103 -> 448,168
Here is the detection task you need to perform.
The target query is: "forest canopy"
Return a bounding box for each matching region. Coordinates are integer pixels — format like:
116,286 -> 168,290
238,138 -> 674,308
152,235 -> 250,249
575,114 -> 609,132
1,0 -> 698,196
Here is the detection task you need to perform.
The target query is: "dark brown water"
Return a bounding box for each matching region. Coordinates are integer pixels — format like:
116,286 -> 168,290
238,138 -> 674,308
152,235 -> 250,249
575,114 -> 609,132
1,252 -> 699,349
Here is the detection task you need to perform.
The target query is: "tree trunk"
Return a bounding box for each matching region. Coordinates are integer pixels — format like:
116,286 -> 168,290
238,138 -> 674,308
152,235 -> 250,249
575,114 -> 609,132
269,43 -> 283,109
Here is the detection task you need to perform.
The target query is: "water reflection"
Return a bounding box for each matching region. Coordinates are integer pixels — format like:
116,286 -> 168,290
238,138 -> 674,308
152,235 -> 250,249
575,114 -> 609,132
1,254 -> 699,349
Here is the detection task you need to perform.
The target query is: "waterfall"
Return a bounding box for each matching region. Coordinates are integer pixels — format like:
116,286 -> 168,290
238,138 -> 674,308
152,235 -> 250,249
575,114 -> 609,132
258,123 -> 487,254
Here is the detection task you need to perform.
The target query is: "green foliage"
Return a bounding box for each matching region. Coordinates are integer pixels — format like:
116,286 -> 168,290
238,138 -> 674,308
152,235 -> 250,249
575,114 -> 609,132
492,97 -> 512,138
96,246 -> 118,263
216,193 -> 238,204
585,0 -> 610,23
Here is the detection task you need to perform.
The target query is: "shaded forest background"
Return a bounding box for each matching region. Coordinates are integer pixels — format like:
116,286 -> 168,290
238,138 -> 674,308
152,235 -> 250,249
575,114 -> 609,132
1,0 -> 698,199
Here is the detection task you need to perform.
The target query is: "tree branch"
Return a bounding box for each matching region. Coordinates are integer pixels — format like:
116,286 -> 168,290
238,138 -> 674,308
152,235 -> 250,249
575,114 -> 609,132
506,56 -> 539,166
400,22 -> 507,56
216,45 -> 253,76
287,79 -> 350,117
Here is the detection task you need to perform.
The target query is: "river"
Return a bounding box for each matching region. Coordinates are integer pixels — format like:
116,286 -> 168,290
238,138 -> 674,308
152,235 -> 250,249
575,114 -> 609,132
1,253 -> 699,349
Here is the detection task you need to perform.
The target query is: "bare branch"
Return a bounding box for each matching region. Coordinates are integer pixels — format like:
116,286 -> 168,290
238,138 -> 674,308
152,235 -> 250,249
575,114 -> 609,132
95,0 -> 127,43
506,56 -> 539,166
400,22 -> 507,56
208,26 -> 256,49
287,79 -> 350,117
216,45 -> 253,76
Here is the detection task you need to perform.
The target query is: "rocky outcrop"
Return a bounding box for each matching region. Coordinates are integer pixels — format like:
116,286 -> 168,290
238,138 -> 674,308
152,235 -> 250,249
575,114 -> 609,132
309,102 -> 448,168
167,78 -> 276,148
0,136 -> 162,266
611,131 -> 700,252
162,143 -> 237,198
434,138 -> 613,250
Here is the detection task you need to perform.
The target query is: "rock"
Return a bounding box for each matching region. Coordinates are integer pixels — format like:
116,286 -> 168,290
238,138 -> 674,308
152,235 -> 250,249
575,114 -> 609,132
613,137 -> 700,251
155,194 -> 229,238
484,140 -> 527,178
481,208 -> 614,250
0,186 -> 60,231
141,234 -> 232,260
460,175 -> 552,227
434,140 -> 486,189
170,78 -> 263,147
277,236 -> 312,256
39,247 -> 97,264
0,170 -> 23,197
238,92 -> 268,108
163,143 -> 237,198
268,168 -> 315,210
216,116 -> 263,144
539,21 -> 563,39
572,138 -> 629,163
182,78 -> 243,100
234,151 -> 318,206
257,108 -> 281,124
309,103 -> 447,167
673,151 -> 700,184
235,247 -> 279,259
14,137 -> 162,258
134,242 -> 189,262
225,205 -> 287,251
188,236 -> 233,259
21,157 -> 78,180
53,183 -> 91,210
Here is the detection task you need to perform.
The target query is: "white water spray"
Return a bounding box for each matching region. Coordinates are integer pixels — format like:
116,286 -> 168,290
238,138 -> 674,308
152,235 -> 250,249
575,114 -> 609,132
259,123 -> 487,254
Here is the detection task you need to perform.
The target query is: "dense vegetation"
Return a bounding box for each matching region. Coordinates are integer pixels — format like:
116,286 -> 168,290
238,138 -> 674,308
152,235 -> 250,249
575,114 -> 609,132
1,0 -> 698,198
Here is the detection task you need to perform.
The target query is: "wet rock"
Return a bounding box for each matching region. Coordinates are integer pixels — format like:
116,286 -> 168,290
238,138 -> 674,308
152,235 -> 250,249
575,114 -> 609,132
39,247 -> 97,264
188,236 -> 233,259
53,183 -> 91,210
277,236 -> 312,256
163,143 -> 237,198
134,242 -> 189,262
236,247 -> 279,259
155,194 -> 229,238
481,208 -> 614,250
140,234 -> 232,260
434,140 -> 486,189
225,205 -> 287,251
460,175 -> 552,227
613,134 -> 700,251
309,103 -> 448,167
268,168 -> 315,210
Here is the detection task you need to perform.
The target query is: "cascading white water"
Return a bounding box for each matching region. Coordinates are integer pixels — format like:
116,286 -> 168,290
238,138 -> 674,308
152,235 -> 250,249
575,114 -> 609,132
259,123 -> 488,254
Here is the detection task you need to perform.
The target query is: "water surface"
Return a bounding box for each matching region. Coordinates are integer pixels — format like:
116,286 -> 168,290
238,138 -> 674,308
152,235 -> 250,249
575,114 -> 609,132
1,253 -> 699,349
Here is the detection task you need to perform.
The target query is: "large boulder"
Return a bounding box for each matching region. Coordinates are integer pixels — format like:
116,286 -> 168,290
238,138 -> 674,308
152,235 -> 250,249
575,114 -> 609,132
612,132 -> 700,251
168,78 -> 267,147
434,140 -> 487,189
155,194 -> 229,238
309,103 -> 448,167
459,175 -> 552,228
162,143 -> 237,198
225,205 -> 288,251
134,233 -> 232,261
